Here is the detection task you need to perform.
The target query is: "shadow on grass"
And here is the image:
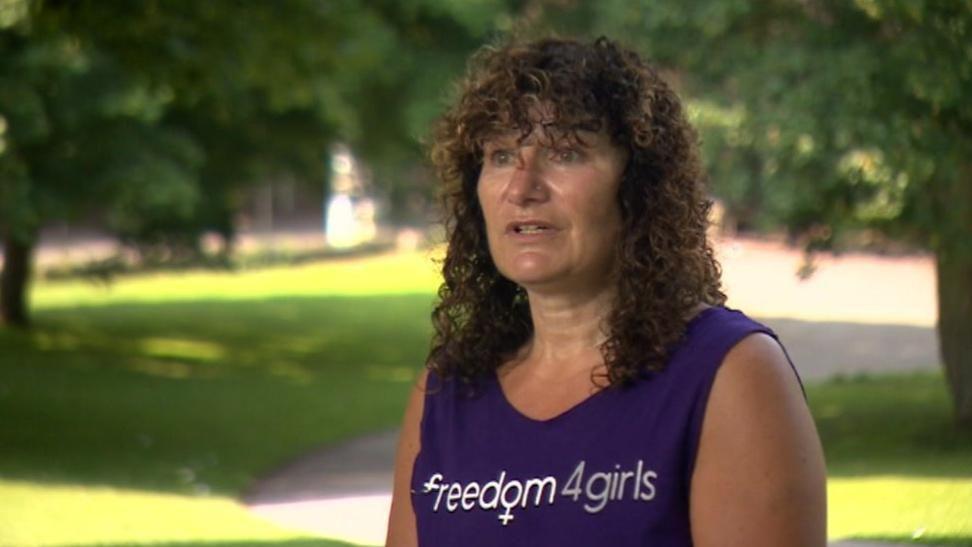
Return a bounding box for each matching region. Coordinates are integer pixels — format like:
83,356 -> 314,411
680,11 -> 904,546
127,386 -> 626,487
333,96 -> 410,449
0,294 -> 435,497
810,374 -> 972,545
807,373 -> 972,479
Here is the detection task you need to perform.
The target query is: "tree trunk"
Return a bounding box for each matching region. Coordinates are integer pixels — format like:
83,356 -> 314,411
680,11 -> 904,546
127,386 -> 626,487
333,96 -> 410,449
935,159 -> 972,428
938,247 -> 972,428
0,235 -> 33,328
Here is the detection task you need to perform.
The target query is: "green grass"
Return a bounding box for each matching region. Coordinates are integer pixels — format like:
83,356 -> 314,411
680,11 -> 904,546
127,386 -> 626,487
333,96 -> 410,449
30,248 -> 443,308
808,374 -> 972,544
0,478 -> 351,547
0,296 -> 433,495
1,251 -> 440,546
1,249 -> 970,545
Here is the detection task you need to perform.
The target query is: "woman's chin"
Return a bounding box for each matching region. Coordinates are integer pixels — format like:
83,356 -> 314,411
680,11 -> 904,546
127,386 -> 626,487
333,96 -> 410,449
500,264 -> 560,289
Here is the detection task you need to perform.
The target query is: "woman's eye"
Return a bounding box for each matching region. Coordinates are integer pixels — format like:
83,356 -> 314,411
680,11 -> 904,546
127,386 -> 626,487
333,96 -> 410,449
551,148 -> 582,163
489,150 -> 515,166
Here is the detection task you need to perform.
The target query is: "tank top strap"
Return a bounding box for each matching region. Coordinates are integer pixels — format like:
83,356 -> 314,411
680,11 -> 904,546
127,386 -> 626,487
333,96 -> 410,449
675,306 -> 803,486
417,368 -> 489,461
419,369 -> 450,447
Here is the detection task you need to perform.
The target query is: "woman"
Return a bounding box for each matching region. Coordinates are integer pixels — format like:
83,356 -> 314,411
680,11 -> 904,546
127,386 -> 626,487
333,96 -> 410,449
387,36 -> 826,546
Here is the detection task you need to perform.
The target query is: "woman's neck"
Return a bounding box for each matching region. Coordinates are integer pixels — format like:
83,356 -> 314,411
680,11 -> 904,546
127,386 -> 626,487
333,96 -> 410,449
514,285 -> 616,379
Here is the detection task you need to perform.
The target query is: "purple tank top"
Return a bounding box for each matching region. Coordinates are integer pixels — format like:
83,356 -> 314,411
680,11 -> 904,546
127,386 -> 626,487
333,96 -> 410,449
411,306 -> 801,546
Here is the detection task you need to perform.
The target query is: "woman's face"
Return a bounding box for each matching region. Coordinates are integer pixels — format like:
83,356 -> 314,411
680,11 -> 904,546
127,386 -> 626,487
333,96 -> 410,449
476,128 -> 628,295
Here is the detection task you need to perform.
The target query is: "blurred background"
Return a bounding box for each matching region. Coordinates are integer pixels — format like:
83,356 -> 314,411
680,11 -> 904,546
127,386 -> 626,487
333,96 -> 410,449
1,1 -> 969,545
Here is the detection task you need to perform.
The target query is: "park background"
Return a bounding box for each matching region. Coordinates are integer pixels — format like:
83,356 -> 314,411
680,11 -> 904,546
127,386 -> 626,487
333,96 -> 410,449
1,1 -> 970,546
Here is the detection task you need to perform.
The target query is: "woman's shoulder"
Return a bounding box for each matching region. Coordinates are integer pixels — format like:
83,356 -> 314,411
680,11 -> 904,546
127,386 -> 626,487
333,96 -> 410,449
690,317 -> 825,544
421,367 -> 498,404
689,304 -> 766,330
661,305 -> 801,394
681,305 -> 779,353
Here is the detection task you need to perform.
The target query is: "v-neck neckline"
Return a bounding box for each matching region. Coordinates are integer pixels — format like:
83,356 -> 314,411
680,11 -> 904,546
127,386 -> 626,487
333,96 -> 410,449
492,368 -> 615,425
491,305 -> 720,426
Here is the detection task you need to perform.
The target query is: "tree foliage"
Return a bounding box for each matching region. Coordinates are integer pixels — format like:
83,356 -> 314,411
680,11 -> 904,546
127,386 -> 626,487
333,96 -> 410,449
557,0 -> 971,249
0,0 -> 516,324
0,0 -> 356,253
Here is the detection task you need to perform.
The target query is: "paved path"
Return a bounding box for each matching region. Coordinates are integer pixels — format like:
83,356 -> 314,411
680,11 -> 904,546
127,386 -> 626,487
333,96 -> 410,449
241,236 -> 939,546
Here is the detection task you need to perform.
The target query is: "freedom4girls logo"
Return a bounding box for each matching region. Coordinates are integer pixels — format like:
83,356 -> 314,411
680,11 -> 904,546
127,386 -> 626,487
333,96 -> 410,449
419,459 -> 658,525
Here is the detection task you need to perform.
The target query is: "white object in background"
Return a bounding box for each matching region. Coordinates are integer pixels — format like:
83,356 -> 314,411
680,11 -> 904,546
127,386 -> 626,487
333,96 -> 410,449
326,194 -> 358,249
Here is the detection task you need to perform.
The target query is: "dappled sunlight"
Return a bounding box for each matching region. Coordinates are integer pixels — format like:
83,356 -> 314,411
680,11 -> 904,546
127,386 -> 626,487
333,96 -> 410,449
267,361 -> 315,385
365,365 -> 417,383
284,333 -> 339,354
131,358 -> 194,379
30,330 -> 84,352
140,338 -> 227,363
0,295 -> 427,497
15,294 -> 434,384
25,322 -> 123,361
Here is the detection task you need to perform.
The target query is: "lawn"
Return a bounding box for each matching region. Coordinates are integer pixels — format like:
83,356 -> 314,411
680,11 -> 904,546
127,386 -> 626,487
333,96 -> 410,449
1,251 -> 440,547
811,374 -> 972,544
0,249 -> 969,546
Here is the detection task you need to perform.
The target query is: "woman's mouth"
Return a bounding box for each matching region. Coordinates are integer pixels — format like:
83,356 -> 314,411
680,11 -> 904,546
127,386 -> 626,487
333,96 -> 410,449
507,221 -> 555,235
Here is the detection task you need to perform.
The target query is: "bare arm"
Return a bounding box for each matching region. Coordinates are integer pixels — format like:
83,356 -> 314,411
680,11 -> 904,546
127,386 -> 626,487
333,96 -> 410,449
690,333 -> 827,546
385,369 -> 428,547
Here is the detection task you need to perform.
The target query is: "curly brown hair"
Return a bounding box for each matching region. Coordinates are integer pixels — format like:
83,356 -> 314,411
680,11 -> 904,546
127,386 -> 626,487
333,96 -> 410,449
427,36 -> 726,388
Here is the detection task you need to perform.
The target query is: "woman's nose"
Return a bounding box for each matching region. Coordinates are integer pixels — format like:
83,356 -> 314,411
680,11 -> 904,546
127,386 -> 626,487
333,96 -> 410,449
505,148 -> 548,205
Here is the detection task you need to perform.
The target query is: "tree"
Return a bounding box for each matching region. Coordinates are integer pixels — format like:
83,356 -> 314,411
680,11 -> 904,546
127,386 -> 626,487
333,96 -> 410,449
0,0 -> 521,326
325,0 -> 521,222
1,0 -> 344,324
543,0 -> 971,426
0,1 -> 339,325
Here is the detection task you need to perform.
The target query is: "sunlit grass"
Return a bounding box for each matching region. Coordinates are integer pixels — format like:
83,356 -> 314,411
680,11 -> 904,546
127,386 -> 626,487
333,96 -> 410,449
0,478 -> 350,547
807,373 -> 972,543
140,337 -> 228,362
828,476 -> 972,543
31,249 -> 442,309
